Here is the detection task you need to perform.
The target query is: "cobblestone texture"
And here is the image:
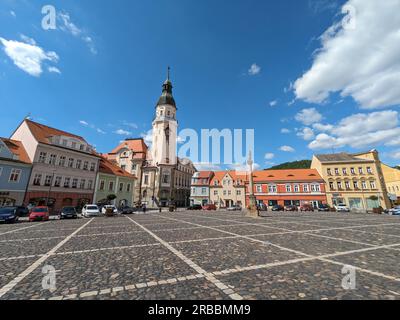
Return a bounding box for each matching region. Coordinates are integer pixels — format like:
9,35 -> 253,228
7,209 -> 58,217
0,211 -> 399,300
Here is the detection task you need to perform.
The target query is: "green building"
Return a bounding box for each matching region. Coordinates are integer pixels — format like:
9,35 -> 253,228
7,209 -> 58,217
94,158 -> 137,207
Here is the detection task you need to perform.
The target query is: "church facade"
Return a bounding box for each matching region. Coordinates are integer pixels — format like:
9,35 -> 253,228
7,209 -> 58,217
104,71 -> 196,208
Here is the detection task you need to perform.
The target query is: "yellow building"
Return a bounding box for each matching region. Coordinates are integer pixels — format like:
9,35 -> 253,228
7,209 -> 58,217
381,163 -> 400,204
210,171 -> 246,208
311,150 -> 391,210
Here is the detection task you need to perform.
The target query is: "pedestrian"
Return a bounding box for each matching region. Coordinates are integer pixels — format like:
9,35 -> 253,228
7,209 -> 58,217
143,204 -> 147,214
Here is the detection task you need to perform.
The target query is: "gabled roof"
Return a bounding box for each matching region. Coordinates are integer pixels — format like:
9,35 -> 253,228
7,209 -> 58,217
24,119 -> 86,144
194,171 -> 214,179
210,171 -> 247,186
99,157 -> 137,179
253,169 -> 323,182
314,153 -> 372,163
110,138 -> 148,158
0,137 -> 31,164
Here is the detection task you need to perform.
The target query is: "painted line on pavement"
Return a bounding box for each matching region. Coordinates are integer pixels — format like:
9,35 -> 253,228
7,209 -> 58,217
124,215 -> 243,300
0,219 -> 93,299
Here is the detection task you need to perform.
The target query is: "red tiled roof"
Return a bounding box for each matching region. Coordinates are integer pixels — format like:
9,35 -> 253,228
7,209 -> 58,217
0,138 -> 31,164
210,171 -> 247,186
253,169 -> 323,182
110,139 -> 148,157
197,171 -> 214,178
25,119 -> 86,144
99,157 -> 137,179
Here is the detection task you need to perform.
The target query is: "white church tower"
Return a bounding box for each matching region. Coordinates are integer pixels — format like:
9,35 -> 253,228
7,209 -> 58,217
151,67 -> 178,166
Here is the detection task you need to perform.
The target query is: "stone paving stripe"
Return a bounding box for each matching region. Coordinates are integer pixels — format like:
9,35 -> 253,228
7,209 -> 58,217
0,221 -> 51,236
157,214 -> 400,284
124,215 -> 244,301
0,219 -> 93,299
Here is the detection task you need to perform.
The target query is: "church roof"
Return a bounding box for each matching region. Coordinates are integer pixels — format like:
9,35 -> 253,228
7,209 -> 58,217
156,67 -> 176,108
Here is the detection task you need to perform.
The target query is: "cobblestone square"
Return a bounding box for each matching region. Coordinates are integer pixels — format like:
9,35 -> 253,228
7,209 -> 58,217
0,211 -> 399,300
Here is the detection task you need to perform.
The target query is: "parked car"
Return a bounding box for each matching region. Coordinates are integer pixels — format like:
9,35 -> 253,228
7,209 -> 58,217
300,204 -> 314,212
271,205 -> 284,212
227,205 -> 242,211
59,206 -> 78,219
203,204 -> 217,211
187,204 -> 203,210
120,206 -> 134,214
82,204 -> 100,218
284,205 -> 298,212
257,203 -> 268,211
101,205 -> 118,215
0,207 -> 20,223
388,206 -> 400,216
29,206 -> 50,222
318,204 -> 330,212
335,204 -> 350,212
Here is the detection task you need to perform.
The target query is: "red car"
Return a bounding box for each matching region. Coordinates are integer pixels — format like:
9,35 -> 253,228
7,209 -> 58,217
29,206 -> 50,222
202,204 -> 217,211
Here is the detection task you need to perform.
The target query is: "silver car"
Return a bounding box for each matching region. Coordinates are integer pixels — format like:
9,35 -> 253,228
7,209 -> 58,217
82,204 -> 100,218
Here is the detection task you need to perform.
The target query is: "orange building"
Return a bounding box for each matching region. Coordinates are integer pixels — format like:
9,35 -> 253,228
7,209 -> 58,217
246,169 -> 327,208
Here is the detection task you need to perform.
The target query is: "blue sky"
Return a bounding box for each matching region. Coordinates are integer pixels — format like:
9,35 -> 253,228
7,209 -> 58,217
1,0 -> 400,169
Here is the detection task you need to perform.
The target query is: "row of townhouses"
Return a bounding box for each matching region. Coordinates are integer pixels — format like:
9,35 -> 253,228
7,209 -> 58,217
0,119 -> 137,212
0,72 -> 196,211
190,150 -> 400,211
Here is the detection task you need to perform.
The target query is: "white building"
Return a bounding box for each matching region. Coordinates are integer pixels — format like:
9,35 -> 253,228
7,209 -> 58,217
105,69 -> 196,207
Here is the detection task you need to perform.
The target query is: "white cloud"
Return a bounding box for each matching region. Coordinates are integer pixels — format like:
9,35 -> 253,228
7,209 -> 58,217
248,63 -> 261,76
308,110 -> 400,150
269,100 -> 278,107
281,128 -> 291,134
58,12 -> 97,55
312,123 -> 334,132
79,120 -> 106,134
48,66 -> 61,74
20,34 -> 36,45
295,0 -> 400,109
82,36 -> 97,55
295,108 -> 323,126
264,153 -> 275,160
141,130 -> 153,146
122,121 -> 138,129
114,129 -> 132,136
0,37 -> 59,77
389,151 -> 400,160
309,0 -> 339,13
297,127 -> 315,141
280,146 -> 296,153
229,162 -> 260,174
194,163 -> 222,171
59,12 -> 82,36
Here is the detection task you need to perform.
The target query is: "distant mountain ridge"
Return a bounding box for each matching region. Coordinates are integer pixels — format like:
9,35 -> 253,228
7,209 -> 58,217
267,160 -> 312,170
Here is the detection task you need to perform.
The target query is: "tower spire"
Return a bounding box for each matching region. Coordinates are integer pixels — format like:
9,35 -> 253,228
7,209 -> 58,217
167,66 -> 170,81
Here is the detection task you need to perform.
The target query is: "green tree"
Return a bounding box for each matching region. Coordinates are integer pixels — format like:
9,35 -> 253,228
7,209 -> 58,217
268,160 -> 312,170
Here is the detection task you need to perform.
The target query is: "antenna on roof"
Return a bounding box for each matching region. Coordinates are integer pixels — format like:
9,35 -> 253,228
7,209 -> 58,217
24,113 -> 32,120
